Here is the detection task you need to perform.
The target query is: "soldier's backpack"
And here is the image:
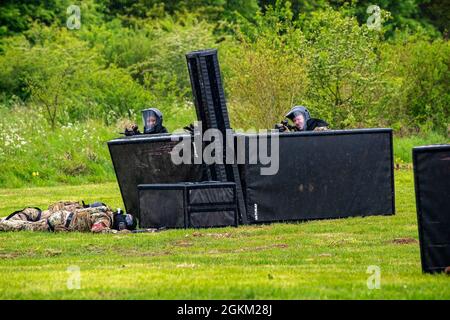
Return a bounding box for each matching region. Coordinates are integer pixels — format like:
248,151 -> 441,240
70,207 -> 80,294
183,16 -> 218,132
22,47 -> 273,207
82,201 -> 107,208
5,207 -> 42,221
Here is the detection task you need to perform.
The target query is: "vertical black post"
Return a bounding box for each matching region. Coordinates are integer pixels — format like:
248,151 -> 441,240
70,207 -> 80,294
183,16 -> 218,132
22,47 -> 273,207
186,49 -> 248,224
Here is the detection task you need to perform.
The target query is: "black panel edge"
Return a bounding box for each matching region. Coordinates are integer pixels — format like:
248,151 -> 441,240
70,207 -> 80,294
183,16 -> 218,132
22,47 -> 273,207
185,48 -> 218,59
412,147 -> 428,273
389,130 -> 396,216
413,144 -> 450,153
236,128 -> 393,138
107,134 -> 190,146
107,143 -> 130,214
138,183 -> 236,190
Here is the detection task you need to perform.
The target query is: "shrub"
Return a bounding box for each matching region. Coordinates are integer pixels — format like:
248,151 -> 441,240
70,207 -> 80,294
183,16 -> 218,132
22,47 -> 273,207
222,1 -> 309,130
380,35 -> 450,135
302,9 -> 386,128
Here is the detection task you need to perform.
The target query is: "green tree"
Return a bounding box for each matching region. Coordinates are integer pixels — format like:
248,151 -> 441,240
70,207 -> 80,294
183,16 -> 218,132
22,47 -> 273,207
223,1 -> 309,129
0,0 -> 104,36
303,9 -> 385,128
380,37 -> 450,134
22,30 -> 102,129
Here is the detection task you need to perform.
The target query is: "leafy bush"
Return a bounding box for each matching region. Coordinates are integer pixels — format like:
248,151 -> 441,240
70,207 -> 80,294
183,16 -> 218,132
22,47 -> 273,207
223,1 -> 309,129
380,35 -> 450,135
302,9 -> 386,128
0,25 -> 155,127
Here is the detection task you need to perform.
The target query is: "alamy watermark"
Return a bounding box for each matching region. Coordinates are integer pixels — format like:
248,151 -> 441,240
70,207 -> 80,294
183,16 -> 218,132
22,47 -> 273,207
366,265 -> 381,289
366,5 -> 382,31
170,122 -> 280,176
67,265 -> 81,290
66,5 -> 81,30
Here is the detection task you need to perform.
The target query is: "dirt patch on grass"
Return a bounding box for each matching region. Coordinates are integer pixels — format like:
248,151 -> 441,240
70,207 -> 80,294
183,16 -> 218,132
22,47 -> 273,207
0,252 -> 21,259
44,249 -> 62,257
318,253 -> 333,257
390,238 -> 418,245
123,249 -> 173,257
191,232 -> 233,239
82,244 -> 105,254
176,263 -> 197,268
327,238 -> 356,247
0,250 -> 37,259
173,240 -> 194,247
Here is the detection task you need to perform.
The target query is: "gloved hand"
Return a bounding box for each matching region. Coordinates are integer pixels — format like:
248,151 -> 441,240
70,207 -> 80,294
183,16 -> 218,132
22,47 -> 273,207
91,222 -> 108,233
275,120 -> 291,132
124,124 -> 141,136
183,123 -> 195,134
274,123 -> 287,132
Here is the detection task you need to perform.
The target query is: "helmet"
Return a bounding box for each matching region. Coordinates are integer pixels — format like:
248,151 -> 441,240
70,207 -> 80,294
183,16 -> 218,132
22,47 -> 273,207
286,106 -> 311,122
286,106 -> 311,131
142,108 -> 163,134
112,212 -> 138,231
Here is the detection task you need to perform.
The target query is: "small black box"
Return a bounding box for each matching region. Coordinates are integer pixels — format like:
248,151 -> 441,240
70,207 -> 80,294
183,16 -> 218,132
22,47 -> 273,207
138,182 -> 238,229
413,144 -> 450,273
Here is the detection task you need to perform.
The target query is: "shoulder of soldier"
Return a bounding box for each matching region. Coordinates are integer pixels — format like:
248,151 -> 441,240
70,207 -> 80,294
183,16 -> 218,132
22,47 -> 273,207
307,118 -> 329,131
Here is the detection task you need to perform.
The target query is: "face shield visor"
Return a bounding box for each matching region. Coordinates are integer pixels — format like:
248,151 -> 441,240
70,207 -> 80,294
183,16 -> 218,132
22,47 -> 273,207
142,109 -> 162,134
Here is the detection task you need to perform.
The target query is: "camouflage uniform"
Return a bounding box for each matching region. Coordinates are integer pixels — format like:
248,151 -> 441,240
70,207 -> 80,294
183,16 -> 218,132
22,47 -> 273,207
0,201 -> 118,233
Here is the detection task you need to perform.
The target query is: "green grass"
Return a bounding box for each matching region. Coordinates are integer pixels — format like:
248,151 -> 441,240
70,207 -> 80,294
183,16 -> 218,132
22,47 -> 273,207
393,132 -> 449,164
0,169 -> 449,299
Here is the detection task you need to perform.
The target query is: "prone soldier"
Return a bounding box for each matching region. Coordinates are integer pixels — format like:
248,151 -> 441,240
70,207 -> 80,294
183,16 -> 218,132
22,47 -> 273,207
0,201 -> 137,233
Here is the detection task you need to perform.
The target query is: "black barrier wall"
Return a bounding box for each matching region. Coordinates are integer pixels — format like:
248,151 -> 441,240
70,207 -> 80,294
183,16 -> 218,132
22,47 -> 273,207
413,144 -> 450,273
108,129 -> 395,226
238,129 -> 395,223
108,134 -> 204,220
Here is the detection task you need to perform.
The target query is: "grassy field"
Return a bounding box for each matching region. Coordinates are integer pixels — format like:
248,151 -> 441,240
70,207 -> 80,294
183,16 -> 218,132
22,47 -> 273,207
0,169 -> 448,300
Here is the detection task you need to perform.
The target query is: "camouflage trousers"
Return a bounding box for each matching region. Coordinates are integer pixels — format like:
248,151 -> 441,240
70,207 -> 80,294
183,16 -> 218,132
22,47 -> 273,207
0,202 -> 82,232
0,218 -> 49,232
0,207 -> 51,232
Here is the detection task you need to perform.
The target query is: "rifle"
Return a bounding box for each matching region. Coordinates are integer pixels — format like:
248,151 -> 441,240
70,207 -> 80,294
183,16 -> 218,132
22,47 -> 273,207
275,119 -> 295,132
119,124 -> 141,136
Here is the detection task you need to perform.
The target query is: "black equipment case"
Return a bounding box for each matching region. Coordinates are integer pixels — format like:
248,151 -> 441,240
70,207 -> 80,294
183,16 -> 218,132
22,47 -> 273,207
413,144 -> 450,273
138,182 -> 238,229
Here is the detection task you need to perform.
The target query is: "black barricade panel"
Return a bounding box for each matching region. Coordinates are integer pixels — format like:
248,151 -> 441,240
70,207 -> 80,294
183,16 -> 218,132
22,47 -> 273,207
138,182 -> 238,229
139,186 -> 186,228
108,134 -> 204,220
413,144 -> 450,273
186,49 -> 248,224
239,129 -> 395,223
